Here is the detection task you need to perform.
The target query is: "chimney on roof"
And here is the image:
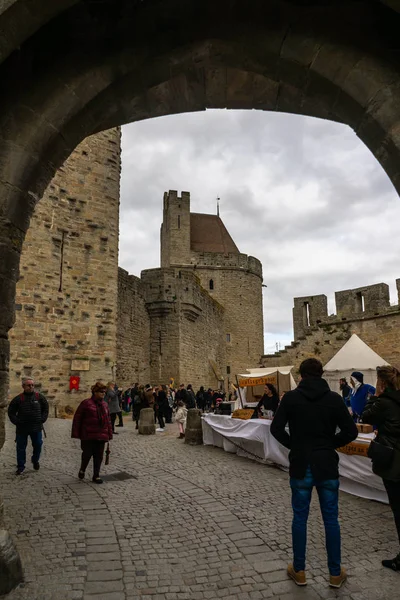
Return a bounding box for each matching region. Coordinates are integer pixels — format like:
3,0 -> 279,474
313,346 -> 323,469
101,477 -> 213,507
217,197 -> 220,217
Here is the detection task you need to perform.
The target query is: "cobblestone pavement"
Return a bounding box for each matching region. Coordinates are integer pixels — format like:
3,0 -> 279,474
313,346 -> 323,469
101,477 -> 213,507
0,417 -> 399,600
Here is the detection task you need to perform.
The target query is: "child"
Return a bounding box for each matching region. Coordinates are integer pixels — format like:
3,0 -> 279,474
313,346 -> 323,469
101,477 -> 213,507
175,401 -> 187,439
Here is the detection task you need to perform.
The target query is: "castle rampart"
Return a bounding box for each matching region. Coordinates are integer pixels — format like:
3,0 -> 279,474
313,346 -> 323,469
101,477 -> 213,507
140,267 -> 225,388
262,279 -> 400,376
188,252 -> 263,278
116,268 -> 150,386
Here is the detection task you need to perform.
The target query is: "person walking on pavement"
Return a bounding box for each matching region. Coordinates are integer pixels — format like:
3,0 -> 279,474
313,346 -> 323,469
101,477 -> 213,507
362,365 -> 400,572
175,401 -> 188,439
270,358 -> 358,589
156,385 -> 168,431
71,381 -> 113,484
8,377 -> 49,475
105,381 -> 120,434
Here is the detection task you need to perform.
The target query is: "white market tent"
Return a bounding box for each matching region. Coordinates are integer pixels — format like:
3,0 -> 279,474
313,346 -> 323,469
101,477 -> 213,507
323,334 -> 389,394
236,366 -> 296,407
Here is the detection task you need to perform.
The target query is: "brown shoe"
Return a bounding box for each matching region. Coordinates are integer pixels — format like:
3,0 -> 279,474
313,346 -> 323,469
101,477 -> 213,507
329,568 -> 347,588
287,563 -> 307,586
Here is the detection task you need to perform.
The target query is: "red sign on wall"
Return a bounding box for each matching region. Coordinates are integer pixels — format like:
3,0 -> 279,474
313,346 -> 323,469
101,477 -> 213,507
70,376 -> 80,391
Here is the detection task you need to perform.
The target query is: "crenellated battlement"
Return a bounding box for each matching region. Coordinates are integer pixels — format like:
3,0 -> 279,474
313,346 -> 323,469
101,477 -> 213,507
187,251 -> 263,278
293,279 -> 400,341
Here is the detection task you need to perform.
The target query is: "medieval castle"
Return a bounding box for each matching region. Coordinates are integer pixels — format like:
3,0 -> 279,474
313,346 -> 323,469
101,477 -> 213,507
9,129 -> 263,411
8,128 -> 400,412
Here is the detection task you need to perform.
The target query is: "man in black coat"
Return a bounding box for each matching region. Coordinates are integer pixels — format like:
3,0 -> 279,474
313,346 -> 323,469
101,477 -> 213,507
270,358 -> 357,589
8,378 -> 49,475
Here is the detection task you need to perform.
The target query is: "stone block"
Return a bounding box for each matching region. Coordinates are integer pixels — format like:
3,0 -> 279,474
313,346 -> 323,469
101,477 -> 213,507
185,409 -> 203,446
138,408 -> 155,435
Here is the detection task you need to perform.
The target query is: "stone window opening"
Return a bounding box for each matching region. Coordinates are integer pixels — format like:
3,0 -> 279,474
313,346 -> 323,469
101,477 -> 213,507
209,279 -> 214,290
226,333 -> 231,343
227,366 -> 231,375
178,215 -> 180,229
356,292 -> 365,313
303,302 -> 310,327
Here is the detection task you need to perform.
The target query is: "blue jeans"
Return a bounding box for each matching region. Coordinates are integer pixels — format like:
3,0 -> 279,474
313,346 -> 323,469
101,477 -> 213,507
290,465 -> 341,576
16,431 -> 43,470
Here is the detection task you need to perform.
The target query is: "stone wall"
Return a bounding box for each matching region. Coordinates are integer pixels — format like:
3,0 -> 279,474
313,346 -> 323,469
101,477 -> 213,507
116,269 -> 150,387
9,129 -> 121,412
193,264 -> 263,386
263,280 -> 400,376
142,268 -> 225,388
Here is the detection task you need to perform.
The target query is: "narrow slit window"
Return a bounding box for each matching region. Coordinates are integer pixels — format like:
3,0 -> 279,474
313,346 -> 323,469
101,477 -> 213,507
226,333 -> 231,343
304,302 -> 310,327
356,292 -> 365,312
178,215 -> 181,229
209,279 -> 214,290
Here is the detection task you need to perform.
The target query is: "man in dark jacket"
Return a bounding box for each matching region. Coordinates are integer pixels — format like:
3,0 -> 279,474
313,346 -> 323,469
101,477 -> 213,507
270,358 -> 358,589
8,378 -> 49,475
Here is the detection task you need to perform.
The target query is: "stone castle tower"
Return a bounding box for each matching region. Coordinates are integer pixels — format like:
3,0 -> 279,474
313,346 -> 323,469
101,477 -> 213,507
161,190 -> 264,383
117,190 -> 264,391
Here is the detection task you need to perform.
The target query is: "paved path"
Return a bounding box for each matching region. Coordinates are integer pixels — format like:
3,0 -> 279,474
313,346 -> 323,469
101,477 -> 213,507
0,417 -> 399,600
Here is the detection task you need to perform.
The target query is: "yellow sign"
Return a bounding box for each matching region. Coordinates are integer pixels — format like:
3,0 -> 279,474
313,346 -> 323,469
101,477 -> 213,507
337,441 -> 370,457
232,409 -> 254,420
238,376 -> 277,387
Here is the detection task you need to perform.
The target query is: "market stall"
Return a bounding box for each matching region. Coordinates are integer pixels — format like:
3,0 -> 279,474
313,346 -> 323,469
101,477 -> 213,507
202,414 -> 387,504
237,366 -> 296,408
323,333 -> 389,394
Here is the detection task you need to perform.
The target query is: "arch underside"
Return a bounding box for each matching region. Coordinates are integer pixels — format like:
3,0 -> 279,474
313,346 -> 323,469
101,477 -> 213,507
0,0 -> 399,394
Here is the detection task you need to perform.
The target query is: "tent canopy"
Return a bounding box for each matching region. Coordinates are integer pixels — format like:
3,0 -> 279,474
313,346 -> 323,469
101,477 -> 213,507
237,366 -> 296,405
323,334 -> 389,393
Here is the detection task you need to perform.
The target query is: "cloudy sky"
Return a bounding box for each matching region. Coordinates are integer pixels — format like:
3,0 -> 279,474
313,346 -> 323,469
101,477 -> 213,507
119,109 -> 400,354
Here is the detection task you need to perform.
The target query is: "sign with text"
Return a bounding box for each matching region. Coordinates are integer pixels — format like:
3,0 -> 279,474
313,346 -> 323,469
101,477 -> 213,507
338,441 -> 370,458
238,375 -> 277,387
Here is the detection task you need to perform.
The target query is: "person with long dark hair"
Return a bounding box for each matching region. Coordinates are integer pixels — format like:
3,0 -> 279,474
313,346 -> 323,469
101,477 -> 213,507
362,365 -> 400,571
252,383 -> 279,419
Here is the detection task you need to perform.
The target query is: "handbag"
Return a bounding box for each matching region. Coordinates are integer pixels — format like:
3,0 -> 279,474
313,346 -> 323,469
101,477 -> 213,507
367,438 -> 394,469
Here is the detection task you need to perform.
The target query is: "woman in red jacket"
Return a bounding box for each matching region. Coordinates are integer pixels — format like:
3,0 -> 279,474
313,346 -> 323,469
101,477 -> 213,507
71,381 -> 113,483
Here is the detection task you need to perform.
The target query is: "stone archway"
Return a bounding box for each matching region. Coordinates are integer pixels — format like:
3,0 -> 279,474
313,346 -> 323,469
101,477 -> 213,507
0,0 -> 399,592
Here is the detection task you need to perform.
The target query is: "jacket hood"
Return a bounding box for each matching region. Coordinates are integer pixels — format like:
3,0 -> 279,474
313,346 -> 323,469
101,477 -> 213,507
383,389 -> 400,405
297,377 -> 331,401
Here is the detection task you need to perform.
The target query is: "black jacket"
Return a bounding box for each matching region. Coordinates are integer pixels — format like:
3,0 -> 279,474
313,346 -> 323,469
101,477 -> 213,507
156,390 -> 169,411
8,391 -> 49,434
362,390 -> 400,481
252,393 -> 279,418
270,377 -> 358,480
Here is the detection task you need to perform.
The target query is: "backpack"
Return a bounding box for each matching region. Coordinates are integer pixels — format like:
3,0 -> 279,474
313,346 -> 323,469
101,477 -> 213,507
19,392 -> 40,403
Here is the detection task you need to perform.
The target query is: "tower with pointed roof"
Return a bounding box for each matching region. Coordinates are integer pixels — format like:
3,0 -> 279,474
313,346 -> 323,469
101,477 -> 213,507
155,190 -> 264,389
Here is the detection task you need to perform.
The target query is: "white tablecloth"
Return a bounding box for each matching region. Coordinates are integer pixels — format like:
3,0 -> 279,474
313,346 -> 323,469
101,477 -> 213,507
202,414 -> 388,504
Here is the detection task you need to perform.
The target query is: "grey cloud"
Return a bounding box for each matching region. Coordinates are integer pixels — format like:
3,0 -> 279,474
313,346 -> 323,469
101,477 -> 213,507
119,109 -> 400,354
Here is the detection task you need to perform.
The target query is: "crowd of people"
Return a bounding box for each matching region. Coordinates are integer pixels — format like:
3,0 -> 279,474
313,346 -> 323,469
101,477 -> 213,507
120,382 -> 231,426
6,361 -> 400,590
